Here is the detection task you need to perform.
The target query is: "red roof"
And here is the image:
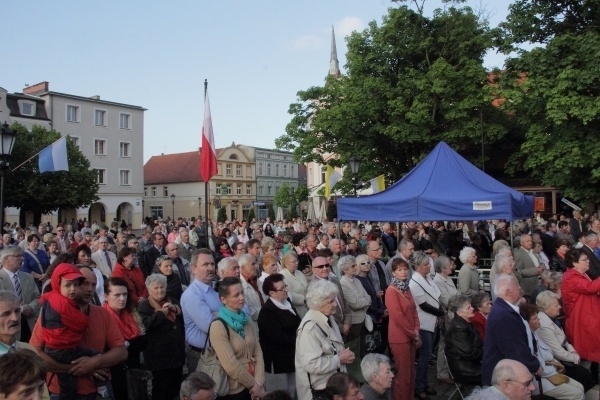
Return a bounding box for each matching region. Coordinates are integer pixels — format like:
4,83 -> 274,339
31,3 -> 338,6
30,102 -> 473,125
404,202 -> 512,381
144,148 -> 225,184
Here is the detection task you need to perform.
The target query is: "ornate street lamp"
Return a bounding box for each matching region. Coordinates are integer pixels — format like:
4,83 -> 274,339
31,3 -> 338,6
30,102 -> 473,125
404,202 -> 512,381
170,193 -> 176,221
0,122 -> 17,229
198,197 -> 202,218
348,154 -> 361,196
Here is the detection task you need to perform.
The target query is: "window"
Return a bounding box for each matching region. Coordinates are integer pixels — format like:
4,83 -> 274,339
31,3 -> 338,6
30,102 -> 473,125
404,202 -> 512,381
247,166 -> 252,178
144,187 -> 148,197
275,164 -> 279,176
152,187 -> 157,197
69,136 -> 80,148
258,163 -> 263,175
226,184 -> 232,194
291,165 -> 295,177
236,184 -> 242,195
321,167 -> 326,184
226,164 -> 232,176
120,170 -> 131,186
150,206 -> 163,219
216,184 -> 221,195
236,165 -> 241,177
229,154 -> 238,160
94,139 -> 106,156
95,169 -> 106,185
20,101 -> 35,116
95,110 -> 106,126
163,186 -> 168,197
267,163 -> 271,176
268,186 -> 272,195
119,113 -> 131,129
258,186 -> 263,196
67,105 -> 79,122
119,142 -> 130,158
283,165 -> 287,177
246,184 -> 251,195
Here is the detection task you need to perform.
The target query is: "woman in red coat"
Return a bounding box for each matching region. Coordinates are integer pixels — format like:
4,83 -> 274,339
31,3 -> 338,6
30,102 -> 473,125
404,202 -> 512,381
385,258 -> 421,400
111,247 -> 148,305
562,248 -> 600,363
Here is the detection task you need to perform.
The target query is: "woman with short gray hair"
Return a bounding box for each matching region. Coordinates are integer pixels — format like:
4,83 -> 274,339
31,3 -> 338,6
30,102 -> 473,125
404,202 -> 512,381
458,247 -> 479,297
295,279 -> 356,400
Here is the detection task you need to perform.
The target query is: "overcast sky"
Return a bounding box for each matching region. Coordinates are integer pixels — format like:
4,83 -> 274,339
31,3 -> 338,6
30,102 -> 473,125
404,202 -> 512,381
4,0 -> 513,162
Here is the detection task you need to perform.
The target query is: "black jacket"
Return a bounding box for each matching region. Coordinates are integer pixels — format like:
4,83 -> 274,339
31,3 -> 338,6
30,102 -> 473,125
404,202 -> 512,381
138,298 -> 185,371
445,315 -> 483,385
257,298 -> 302,374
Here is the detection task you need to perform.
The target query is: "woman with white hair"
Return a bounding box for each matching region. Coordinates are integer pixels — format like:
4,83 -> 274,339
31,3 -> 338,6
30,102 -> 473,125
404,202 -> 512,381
295,279 -> 356,400
339,255 -> 372,382
490,254 -> 515,300
280,251 -> 308,318
457,247 -> 479,297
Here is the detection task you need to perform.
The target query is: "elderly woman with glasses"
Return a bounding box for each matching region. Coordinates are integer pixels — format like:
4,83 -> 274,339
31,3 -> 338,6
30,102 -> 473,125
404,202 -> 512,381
295,279 -> 356,400
339,255 -> 372,382
354,254 -> 387,326
258,273 -> 302,397
281,252 -> 308,318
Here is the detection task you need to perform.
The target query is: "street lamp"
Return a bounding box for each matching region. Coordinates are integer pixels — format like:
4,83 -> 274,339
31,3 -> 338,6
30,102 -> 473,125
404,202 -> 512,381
141,199 -> 145,219
170,193 -> 176,221
198,197 -> 202,217
0,122 -> 17,230
348,154 -> 362,196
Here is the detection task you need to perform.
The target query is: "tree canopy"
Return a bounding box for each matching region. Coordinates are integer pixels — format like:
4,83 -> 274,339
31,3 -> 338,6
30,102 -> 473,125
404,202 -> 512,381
7,123 -> 99,219
273,183 -> 309,215
277,4 -> 512,193
497,0 -> 600,204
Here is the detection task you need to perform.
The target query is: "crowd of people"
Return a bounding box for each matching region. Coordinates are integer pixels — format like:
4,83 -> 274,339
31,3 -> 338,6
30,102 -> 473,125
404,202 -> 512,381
0,211 -> 599,400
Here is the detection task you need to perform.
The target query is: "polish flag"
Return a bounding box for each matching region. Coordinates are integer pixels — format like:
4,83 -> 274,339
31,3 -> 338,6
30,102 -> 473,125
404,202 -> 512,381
200,91 -> 218,182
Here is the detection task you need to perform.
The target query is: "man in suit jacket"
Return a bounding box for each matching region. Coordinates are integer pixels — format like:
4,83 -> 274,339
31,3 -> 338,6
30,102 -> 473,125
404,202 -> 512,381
143,233 -> 166,276
310,256 -> 351,337
0,246 -> 41,341
52,226 -> 71,253
482,275 -> 541,386
513,234 -> 543,299
569,210 -> 583,241
91,237 -> 117,278
580,233 -> 600,280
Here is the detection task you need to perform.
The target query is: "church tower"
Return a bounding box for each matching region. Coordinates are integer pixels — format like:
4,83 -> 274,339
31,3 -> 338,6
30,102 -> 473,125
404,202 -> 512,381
329,26 -> 341,78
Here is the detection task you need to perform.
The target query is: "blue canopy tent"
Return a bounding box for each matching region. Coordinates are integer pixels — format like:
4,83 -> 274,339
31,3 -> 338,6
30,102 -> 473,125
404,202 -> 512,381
337,141 -> 534,222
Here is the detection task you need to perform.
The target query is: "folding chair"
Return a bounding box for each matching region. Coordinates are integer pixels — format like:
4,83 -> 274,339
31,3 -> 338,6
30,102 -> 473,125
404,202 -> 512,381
444,353 -> 468,400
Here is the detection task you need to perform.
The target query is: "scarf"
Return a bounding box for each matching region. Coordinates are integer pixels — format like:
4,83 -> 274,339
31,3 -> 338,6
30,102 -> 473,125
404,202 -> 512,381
148,295 -> 176,322
391,277 -> 409,293
218,305 -> 249,338
102,303 -> 141,340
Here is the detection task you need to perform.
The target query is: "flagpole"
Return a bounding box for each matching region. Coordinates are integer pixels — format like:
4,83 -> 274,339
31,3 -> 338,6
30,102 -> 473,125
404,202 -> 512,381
203,79 -> 210,247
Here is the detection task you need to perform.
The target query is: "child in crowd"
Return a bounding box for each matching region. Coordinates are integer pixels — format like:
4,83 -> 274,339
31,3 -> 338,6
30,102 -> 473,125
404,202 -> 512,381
40,263 -> 108,399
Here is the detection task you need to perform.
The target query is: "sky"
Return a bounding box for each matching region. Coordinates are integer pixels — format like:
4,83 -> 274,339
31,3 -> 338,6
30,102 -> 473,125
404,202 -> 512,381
4,0 -> 514,163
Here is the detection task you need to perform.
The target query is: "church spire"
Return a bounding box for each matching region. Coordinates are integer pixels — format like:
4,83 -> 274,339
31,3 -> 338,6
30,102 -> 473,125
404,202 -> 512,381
329,25 -> 341,78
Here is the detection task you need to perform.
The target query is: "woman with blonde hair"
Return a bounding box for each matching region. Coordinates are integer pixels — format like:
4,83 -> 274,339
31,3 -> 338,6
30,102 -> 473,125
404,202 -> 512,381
280,251 -> 308,317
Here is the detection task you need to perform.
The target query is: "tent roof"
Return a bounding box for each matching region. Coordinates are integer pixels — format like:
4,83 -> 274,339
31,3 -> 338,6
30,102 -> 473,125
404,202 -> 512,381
337,141 -> 533,222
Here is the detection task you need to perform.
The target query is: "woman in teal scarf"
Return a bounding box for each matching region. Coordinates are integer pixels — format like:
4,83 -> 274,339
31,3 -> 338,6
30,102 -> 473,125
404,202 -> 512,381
210,277 -> 266,400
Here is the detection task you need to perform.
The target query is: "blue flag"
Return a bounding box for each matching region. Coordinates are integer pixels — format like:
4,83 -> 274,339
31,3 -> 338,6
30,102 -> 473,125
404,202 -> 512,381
38,136 -> 69,173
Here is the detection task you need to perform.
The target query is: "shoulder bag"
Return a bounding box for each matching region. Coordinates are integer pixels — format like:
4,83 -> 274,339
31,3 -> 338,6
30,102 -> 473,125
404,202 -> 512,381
300,320 -> 339,400
196,318 -> 230,397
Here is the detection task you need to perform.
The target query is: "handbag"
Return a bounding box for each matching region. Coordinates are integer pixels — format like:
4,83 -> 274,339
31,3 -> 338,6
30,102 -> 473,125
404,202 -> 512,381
196,318 -> 230,397
364,314 -> 373,333
546,373 -> 569,386
125,367 -> 150,400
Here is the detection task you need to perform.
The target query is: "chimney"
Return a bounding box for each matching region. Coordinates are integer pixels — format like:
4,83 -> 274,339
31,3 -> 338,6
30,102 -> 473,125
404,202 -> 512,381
90,95 -> 100,100
23,81 -> 49,95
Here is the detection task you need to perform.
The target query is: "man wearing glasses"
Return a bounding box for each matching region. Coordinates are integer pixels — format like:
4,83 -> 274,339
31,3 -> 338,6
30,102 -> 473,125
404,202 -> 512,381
468,359 -> 535,400
52,226 -> 71,253
0,246 -> 40,342
310,256 -> 351,337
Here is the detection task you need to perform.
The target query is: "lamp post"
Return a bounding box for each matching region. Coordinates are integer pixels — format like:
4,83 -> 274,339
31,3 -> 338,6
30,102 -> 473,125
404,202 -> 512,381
0,122 -> 17,231
198,197 -> 202,218
348,154 -> 362,196
141,199 -> 145,219
170,193 -> 176,221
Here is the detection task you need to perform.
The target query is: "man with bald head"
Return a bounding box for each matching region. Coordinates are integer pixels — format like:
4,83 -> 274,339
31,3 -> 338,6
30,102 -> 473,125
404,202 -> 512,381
482,275 -> 541,386
467,359 -> 535,400
512,234 -> 543,300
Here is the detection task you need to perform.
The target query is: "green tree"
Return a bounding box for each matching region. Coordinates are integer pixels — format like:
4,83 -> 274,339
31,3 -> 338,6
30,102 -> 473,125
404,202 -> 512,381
273,183 -> 309,218
217,207 -> 227,223
247,207 -> 256,222
497,0 -> 600,204
267,204 -> 276,221
277,4 -> 511,194
326,202 -> 337,222
7,123 -> 98,224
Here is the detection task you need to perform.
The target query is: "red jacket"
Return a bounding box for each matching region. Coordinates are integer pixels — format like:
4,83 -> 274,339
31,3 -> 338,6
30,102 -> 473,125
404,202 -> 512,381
385,285 -> 420,343
39,264 -> 89,349
470,311 -> 487,342
111,263 -> 148,305
562,268 -> 600,362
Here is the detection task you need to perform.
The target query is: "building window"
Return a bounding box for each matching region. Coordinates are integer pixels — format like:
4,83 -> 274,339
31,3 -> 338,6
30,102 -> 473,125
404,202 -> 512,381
150,206 -> 163,219
258,163 -> 263,176
246,184 -> 251,195
119,142 -> 130,158
95,169 -> 106,185
267,163 -> 271,176
163,186 -> 168,197
283,165 -> 287,177
94,110 -> 106,126
229,154 -> 238,160
226,164 -> 232,176
236,165 -> 241,177
152,187 -> 157,197
291,165 -> 295,177
216,185 -> 221,195
144,187 -> 148,197
275,164 -> 279,176
268,186 -> 272,196
69,136 -> 80,148
94,139 -> 106,156
119,113 -> 131,129
20,101 -> 35,116
236,184 -> 242,195
321,167 -> 326,184
226,184 -> 232,194
66,105 -> 79,122
258,186 -> 263,196
247,165 -> 252,178
119,170 -> 131,186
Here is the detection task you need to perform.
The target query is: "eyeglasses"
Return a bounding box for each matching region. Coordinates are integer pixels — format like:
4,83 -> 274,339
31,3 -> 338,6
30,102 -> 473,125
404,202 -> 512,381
273,284 -> 288,292
506,379 -> 534,388
359,262 -> 370,266
56,229 -> 64,232
313,264 -> 330,269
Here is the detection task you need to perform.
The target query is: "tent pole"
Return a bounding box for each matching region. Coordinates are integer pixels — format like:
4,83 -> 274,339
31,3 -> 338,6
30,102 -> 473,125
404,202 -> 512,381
509,221 -> 514,249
